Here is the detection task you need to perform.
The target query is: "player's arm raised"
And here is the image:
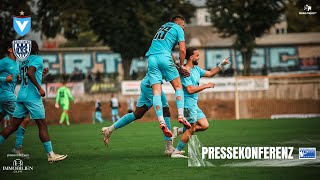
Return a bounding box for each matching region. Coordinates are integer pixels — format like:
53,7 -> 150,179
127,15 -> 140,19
203,57 -> 230,77
27,66 -> 45,97
185,82 -> 215,94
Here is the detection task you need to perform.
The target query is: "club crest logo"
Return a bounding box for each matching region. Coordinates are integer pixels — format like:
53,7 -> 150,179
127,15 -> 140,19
13,11 -> 31,36
12,40 -> 32,60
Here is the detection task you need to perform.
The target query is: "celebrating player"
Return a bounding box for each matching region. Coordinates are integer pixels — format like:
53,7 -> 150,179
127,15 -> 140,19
0,40 -> 67,163
102,73 -> 178,155
0,39 -> 24,154
0,39 -> 19,124
55,81 -> 75,126
145,15 -> 191,133
171,47 -> 229,158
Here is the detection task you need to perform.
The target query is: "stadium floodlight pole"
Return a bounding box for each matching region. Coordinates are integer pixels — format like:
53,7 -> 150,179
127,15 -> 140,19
231,49 -> 237,76
235,76 -> 240,120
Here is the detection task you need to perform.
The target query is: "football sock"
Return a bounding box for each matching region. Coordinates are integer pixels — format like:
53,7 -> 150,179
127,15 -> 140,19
15,126 -> 25,149
175,90 -> 184,117
176,140 -> 186,151
153,95 -> 165,124
164,117 -> 172,141
43,141 -> 53,155
114,113 -> 136,130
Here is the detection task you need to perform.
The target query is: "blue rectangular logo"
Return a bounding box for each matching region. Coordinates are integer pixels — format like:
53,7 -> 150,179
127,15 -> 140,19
299,148 -> 316,159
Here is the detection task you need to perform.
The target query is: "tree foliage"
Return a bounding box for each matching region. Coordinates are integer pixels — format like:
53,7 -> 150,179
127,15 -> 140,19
85,0 -> 195,79
286,0 -> 320,32
206,0 -> 286,75
37,0 -> 90,39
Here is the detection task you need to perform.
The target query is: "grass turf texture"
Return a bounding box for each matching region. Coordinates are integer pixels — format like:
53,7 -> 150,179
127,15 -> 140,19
0,118 -> 319,179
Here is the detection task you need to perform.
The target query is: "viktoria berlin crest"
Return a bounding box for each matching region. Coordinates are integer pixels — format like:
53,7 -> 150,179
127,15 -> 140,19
13,11 -> 31,36
12,40 -> 32,60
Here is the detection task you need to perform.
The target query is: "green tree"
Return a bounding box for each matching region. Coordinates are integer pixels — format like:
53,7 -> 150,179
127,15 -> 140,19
37,0 -> 90,40
286,0 -> 320,32
207,0 -> 286,75
85,0 -> 195,79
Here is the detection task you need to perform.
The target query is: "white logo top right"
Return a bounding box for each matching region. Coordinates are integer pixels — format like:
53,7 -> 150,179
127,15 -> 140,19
299,4 -> 317,15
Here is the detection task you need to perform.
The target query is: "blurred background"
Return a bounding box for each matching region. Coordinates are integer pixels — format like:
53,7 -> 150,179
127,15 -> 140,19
1,0 -> 319,123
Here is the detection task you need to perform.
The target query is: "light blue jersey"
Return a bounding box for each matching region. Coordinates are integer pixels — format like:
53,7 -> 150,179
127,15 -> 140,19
137,75 -> 169,108
145,22 -> 185,56
17,55 -> 44,101
13,55 -> 45,119
0,57 -> 19,101
181,66 -> 206,108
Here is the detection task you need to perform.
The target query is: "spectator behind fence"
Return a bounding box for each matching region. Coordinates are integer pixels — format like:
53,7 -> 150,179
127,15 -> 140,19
261,64 -> 268,76
110,94 -> 120,123
95,99 -> 105,123
87,70 -> 94,82
127,96 -> 135,113
95,71 -> 102,82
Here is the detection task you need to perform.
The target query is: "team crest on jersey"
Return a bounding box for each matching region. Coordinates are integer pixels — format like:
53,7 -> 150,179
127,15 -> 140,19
12,40 -> 32,60
13,11 -> 31,36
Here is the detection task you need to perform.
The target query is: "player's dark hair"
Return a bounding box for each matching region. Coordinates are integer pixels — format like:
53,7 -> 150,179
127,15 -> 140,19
186,47 -> 197,60
0,39 -> 13,58
30,40 -> 39,55
171,15 -> 185,22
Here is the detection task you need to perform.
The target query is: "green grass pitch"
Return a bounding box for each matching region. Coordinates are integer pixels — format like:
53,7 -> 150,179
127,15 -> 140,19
0,118 -> 320,179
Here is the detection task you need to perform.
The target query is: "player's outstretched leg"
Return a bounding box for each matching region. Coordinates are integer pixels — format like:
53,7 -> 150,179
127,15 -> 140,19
102,106 -> 149,146
173,118 -> 209,142
12,118 -> 30,156
152,84 -> 172,137
171,125 -> 196,158
0,117 -> 23,145
35,119 -> 67,163
162,107 -> 176,155
170,77 -> 191,129
164,116 -> 175,155
172,126 -> 186,143
102,113 -> 136,146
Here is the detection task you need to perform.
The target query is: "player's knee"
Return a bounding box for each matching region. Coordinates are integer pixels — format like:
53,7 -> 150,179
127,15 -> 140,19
202,122 -> 209,131
134,112 -> 143,119
163,107 -> 171,117
203,123 -> 209,131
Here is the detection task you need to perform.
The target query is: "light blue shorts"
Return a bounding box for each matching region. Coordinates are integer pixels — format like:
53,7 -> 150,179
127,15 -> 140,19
0,101 -> 16,116
111,108 -> 119,116
184,105 -> 206,124
147,54 -> 179,86
136,84 -> 169,109
13,101 -> 45,119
